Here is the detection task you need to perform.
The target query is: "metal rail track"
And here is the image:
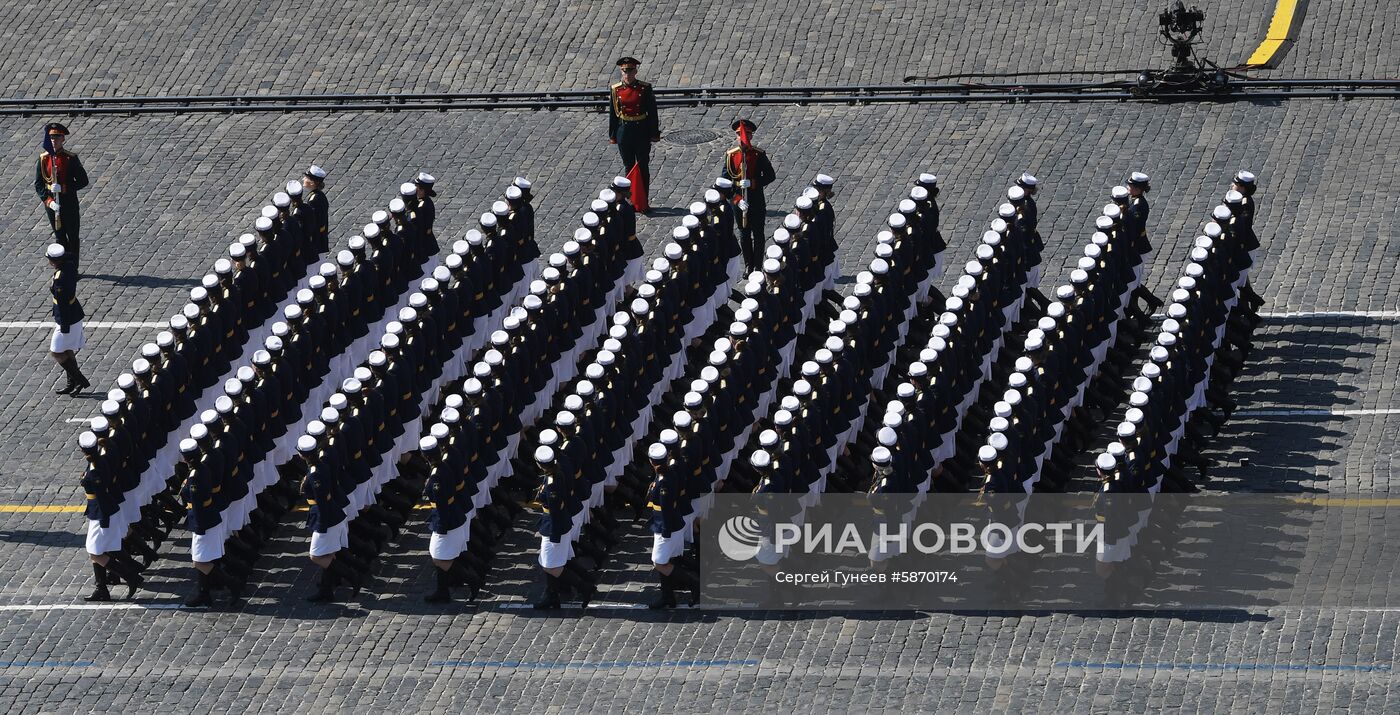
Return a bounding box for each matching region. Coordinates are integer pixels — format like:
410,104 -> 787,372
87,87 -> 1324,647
2,79 -> 1395,116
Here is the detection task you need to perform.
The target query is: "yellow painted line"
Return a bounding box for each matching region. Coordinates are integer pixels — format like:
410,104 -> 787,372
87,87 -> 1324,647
1245,0 -> 1300,67
0,505 -> 84,513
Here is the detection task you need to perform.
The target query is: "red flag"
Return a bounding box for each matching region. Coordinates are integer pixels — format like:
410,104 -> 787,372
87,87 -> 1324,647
627,163 -> 649,212
736,123 -> 752,151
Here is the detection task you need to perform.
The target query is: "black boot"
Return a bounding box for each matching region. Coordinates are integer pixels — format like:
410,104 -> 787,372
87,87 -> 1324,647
560,563 -> 597,606
532,573 -> 562,609
307,567 -> 338,603
329,558 -> 365,597
85,563 -> 111,602
184,571 -> 213,608
447,561 -> 482,600
105,556 -> 145,599
211,563 -> 245,606
671,567 -> 701,606
647,570 -> 677,609
424,567 -> 452,603
57,356 -> 90,395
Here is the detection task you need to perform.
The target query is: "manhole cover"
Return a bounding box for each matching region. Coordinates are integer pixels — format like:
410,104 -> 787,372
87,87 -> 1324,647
665,128 -> 722,145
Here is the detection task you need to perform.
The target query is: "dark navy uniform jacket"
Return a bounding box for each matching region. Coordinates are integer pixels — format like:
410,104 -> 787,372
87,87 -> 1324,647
51,263 -> 84,329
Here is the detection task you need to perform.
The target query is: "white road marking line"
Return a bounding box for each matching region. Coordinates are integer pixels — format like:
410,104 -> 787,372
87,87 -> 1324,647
1238,408 -> 1400,417
1257,310 -> 1400,319
0,603 -> 185,611
1148,310 -> 1399,321
64,418 -> 93,424
497,601 -> 698,611
0,321 -> 166,329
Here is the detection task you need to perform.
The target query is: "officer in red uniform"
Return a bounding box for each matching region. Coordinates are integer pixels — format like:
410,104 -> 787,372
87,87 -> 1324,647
608,56 -> 660,212
35,123 -> 90,270
722,118 -> 776,273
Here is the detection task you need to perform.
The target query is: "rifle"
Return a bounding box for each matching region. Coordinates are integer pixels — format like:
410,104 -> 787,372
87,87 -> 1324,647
43,134 -> 61,230
736,123 -> 752,229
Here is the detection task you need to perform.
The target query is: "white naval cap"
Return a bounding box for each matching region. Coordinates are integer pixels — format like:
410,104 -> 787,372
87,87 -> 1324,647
1234,170 -> 1256,184
1130,391 -> 1150,407
273,191 -> 291,208
978,445 -> 998,463
988,432 -> 1009,451
260,205 -> 279,221
1094,215 -> 1114,231
982,230 -> 1001,247
1007,186 -> 1026,202
538,429 -> 558,446
1116,421 -> 1136,437
535,445 -> 556,463
749,449 -> 772,468
877,426 -> 897,446
1095,453 -> 1117,470
997,203 -> 1016,219
648,443 -> 668,462
1019,172 -> 1039,186
1128,171 -> 1150,184
1213,205 -> 1232,221
1224,189 -> 1244,204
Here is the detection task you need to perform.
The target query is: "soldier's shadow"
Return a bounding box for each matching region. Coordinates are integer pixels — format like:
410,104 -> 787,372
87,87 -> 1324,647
81,273 -> 201,290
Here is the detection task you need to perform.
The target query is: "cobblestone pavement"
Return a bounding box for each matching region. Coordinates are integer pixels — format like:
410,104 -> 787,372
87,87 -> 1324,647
1,1 -> 1399,710
0,0 -> 1289,98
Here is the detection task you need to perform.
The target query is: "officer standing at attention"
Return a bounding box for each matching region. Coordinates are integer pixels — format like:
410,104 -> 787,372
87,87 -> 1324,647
608,56 -> 660,212
301,165 -> 330,255
413,172 -> 437,242
723,118 -> 777,274
48,243 -> 90,395
35,123 -> 90,269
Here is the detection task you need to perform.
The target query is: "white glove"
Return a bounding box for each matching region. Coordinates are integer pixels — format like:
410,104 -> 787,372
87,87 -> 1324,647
51,183 -> 62,194
739,179 -> 752,189
738,200 -> 749,212
44,198 -> 55,210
